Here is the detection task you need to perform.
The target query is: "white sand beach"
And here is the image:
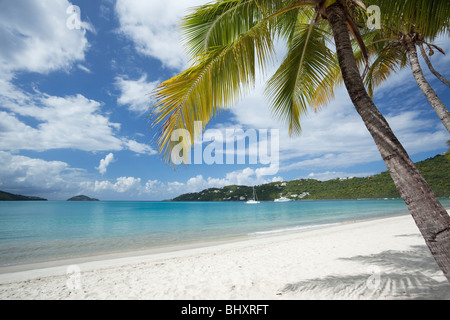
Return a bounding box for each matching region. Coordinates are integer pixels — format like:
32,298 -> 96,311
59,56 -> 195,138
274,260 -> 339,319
1,214 -> 449,300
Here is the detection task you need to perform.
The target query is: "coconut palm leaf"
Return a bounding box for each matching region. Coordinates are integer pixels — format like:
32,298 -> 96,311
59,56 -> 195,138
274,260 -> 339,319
309,52 -> 342,111
418,42 -> 450,88
265,13 -> 335,134
151,0 -> 375,159
368,0 -> 450,37
364,44 -> 408,97
181,0 -> 309,59
151,8 -> 275,162
181,0 -> 265,59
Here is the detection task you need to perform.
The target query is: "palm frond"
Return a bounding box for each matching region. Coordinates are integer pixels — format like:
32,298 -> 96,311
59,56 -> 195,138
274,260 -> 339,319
181,0 -> 303,59
309,14 -> 375,112
181,0 -> 263,59
151,17 -> 274,162
265,14 -> 335,135
351,0 -> 366,10
310,52 -> 342,111
364,44 -> 407,98
367,0 -> 450,38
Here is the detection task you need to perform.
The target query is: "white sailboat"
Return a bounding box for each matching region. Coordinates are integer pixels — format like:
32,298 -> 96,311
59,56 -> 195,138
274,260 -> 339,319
246,186 -> 260,204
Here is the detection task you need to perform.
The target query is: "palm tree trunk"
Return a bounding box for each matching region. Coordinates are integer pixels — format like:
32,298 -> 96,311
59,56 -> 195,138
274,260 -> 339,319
419,43 -> 450,88
405,39 -> 450,133
326,1 -> 450,282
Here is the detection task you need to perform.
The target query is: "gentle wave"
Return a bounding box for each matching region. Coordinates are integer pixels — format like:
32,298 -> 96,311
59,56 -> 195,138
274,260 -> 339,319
249,223 -> 340,236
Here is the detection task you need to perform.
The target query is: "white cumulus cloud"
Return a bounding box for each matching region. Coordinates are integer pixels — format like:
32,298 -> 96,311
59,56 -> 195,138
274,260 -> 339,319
0,0 -> 92,76
0,151 -> 86,199
115,0 -> 206,69
94,177 -> 142,193
97,153 -> 115,175
115,74 -> 160,114
0,82 -> 156,155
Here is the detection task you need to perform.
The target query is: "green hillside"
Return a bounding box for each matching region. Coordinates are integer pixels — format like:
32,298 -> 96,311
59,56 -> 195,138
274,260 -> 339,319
171,154 -> 450,201
0,190 -> 47,201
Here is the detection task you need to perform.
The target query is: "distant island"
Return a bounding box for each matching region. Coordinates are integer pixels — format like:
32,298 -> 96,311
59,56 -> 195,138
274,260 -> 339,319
67,195 -> 99,201
0,190 -> 47,201
171,154 -> 450,202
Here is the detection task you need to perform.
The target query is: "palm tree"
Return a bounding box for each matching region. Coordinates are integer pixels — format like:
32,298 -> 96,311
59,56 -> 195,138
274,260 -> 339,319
150,0 -> 450,281
362,0 -> 450,132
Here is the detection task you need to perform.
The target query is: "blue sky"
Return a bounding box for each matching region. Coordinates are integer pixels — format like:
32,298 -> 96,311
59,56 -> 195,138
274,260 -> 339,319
0,0 -> 449,201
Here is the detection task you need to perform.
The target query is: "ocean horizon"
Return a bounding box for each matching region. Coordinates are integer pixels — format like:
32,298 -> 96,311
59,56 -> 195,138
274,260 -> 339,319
1,198 -> 449,267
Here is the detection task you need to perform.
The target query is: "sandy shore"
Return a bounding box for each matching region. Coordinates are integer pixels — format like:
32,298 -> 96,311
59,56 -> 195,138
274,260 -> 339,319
1,214 -> 449,300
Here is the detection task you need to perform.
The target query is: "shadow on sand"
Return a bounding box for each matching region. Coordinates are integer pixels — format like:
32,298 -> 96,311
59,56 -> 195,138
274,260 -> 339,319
281,234 -> 450,299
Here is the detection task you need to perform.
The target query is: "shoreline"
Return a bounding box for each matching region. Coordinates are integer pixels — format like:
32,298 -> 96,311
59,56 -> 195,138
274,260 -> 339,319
1,213 -> 450,299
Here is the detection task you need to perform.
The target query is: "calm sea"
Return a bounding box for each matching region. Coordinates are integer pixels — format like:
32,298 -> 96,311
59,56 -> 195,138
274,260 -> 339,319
1,199 -> 449,267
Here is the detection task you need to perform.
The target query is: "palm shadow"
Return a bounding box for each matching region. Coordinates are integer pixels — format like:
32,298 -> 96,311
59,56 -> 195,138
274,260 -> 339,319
280,241 -> 450,299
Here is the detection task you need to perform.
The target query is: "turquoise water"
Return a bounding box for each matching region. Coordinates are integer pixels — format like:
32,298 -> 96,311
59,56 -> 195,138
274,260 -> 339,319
1,199 -> 449,266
